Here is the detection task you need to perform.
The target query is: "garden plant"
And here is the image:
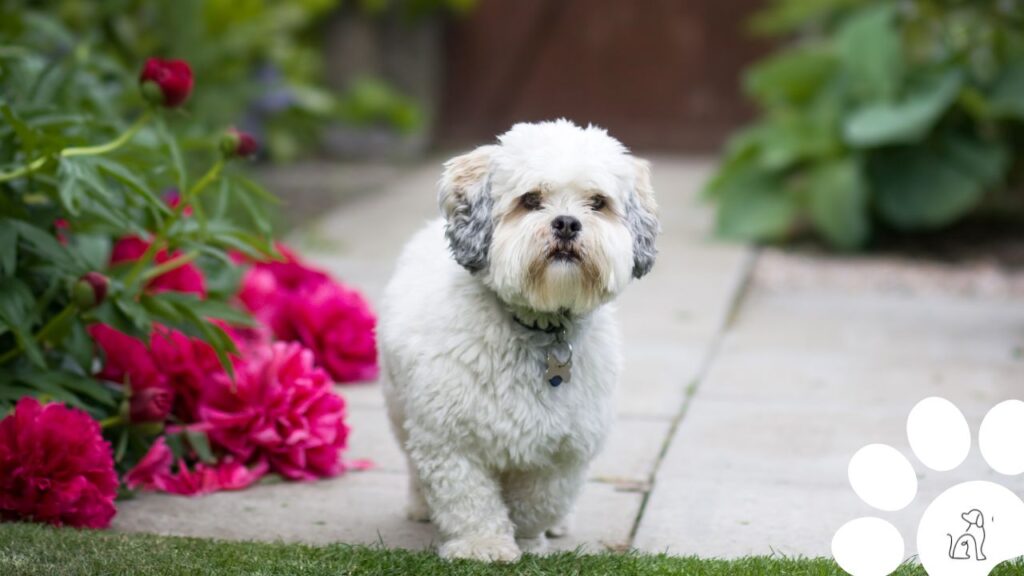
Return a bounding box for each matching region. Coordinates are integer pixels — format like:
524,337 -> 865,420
707,0 -> 1024,250
0,9 -> 377,529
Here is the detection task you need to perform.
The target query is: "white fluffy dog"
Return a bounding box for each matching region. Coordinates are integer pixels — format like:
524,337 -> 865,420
379,119 -> 659,561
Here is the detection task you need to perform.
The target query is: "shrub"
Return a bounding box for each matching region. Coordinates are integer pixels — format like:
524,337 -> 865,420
0,12 -> 378,525
706,0 -> 1024,250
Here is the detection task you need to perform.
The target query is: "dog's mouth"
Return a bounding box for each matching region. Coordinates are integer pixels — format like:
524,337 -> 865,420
548,244 -> 581,263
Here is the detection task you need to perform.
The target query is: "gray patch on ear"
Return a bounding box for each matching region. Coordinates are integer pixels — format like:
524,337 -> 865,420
444,181 -> 494,273
626,192 -> 659,278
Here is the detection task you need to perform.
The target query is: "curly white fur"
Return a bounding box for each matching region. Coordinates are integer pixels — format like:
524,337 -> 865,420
379,120 -> 658,561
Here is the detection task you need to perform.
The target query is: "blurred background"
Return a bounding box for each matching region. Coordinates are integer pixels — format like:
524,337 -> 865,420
12,0 -> 1019,251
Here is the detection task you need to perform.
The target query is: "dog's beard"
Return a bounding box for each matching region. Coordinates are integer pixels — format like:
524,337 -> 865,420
522,241 -> 605,313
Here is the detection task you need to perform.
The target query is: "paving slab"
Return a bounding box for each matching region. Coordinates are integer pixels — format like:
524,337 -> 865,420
113,473 -> 642,554
634,248 -> 1024,558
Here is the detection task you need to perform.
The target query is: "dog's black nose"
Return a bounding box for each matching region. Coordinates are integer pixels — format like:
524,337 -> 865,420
551,215 -> 581,240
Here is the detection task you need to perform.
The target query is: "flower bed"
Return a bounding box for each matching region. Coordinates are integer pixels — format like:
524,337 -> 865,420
0,32 -> 377,528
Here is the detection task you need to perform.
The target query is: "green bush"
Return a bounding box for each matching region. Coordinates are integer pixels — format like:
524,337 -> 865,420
707,0 -> 1024,250
0,12 -> 276,426
2,0 -> 428,162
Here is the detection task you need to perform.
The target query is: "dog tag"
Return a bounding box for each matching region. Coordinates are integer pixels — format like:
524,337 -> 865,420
545,342 -> 572,387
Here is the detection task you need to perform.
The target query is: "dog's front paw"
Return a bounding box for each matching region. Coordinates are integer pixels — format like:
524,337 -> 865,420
517,534 -> 549,555
546,514 -> 574,538
439,535 -> 521,563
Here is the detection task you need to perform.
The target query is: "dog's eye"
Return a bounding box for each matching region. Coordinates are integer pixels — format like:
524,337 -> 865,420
589,195 -> 607,211
520,192 -> 542,211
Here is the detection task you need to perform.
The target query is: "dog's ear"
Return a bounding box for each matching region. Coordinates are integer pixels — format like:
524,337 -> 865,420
438,145 -> 497,273
974,510 -> 983,527
626,158 -> 660,279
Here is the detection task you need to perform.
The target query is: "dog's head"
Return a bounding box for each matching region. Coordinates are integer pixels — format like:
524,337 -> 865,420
438,119 -> 659,316
962,509 -> 984,528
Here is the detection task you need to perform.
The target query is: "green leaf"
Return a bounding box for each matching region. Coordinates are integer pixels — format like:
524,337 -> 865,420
806,159 -> 870,250
184,429 -> 216,464
0,103 -> 38,158
169,300 -> 237,380
74,234 -> 112,272
40,370 -> 116,408
0,277 -> 44,367
228,177 -> 272,235
6,218 -> 77,271
14,372 -> 85,408
113,298 -> 151,339
91,156 -> 172,217
715,167 -> 798,241
843,71 -> 962,147
988,62 -> 1024,120
156,117 -> 188,191
836,3 -> 903,103
744,44 -> 837,107
155,292 -> 254,327
941,135 -> 1009,189
757,112 -> 840,170
63,318 -> 95,375
0,226 -> 16,277
869,134 -> 1006,230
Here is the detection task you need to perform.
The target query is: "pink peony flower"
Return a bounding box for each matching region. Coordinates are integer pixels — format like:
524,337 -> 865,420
89,324 -> 235,422
199,342 -> 350,480
111,236 -> 206,296
125,438 -> 266,496
290,282 -> 379,383
0,398 -> 118,528
89,324 -> 174,423
236,244 -> 330,340
150,325 -> 231,421
237,244 -> 378,383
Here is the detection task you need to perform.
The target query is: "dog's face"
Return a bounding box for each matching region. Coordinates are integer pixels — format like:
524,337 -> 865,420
438,120 -> 659,316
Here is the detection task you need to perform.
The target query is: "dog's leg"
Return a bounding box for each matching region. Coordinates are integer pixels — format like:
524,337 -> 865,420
413,447 -> 520,562
503,465 -> 586,552
546,511 -> 574,538
405,459 -> 431,522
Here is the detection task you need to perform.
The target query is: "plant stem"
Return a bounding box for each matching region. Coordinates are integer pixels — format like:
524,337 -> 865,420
61,111 -> 152,158
0,156 -> 48,183
99,415 -> 123,429
186,158 -> 224,201
140,250 -> 198,282
0,111 -> 152,183
0,303 -> 77,365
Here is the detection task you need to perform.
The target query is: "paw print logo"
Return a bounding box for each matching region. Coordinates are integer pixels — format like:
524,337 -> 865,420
832,398 -> 1024,576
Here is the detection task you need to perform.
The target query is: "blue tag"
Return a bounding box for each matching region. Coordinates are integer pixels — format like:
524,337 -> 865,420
549,375 -> 563,387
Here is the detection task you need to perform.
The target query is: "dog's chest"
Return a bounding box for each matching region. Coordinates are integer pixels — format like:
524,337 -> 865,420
468,336 -> 615,468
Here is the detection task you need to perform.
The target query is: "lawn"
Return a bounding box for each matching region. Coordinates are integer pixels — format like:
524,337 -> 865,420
4,523 -> 1024,576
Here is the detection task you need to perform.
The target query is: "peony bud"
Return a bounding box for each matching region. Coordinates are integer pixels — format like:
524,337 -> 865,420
73,272 -> 108,310
139,58 -> 194,108
129,383 -> 174,423
219,128 -> 259,159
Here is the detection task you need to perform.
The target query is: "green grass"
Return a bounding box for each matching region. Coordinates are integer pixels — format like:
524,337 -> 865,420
2,523 -> 1024,576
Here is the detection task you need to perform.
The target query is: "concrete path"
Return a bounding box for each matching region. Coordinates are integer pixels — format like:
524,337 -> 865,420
113,157 -> 1024,559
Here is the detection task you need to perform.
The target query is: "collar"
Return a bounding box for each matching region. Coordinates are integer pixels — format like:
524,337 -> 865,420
508,306 -> 573,335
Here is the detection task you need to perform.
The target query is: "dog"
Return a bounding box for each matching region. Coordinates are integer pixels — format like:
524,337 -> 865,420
948,508 -> 987,560
378,120 -> 659,561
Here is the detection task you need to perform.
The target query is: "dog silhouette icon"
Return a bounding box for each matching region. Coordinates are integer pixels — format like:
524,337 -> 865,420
948,509 -> 987,561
